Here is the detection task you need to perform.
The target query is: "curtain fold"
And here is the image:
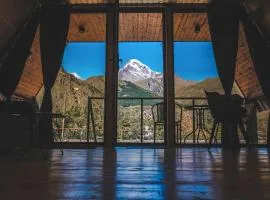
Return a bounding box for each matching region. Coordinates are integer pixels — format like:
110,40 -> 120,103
39,5 -> 70,146
240,8 -> 270,101
208,0 -> 240,147
207,0 -> 240,95
0,11 -> 40,98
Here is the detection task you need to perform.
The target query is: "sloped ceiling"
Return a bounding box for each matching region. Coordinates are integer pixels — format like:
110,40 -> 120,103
14,27 -> 43,99
0,0 -> 39,51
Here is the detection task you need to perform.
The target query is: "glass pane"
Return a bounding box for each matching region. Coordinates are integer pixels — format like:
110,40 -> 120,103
52,13 -> 106,143
173,13 -> 245,145
174,41 -> 223,144
117,13 -> 164,143
173,13 -> 217,144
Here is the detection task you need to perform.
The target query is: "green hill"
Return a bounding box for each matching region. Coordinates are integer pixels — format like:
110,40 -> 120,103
51,68 -> 158,113
118,81 -> 159,106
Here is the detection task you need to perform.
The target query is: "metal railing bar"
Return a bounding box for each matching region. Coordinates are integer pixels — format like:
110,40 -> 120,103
140,98 -> 143,143
87,96 -> 208,100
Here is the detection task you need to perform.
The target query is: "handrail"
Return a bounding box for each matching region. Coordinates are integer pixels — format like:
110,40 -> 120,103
87,96 -> 208,100
85,96 -> 209,144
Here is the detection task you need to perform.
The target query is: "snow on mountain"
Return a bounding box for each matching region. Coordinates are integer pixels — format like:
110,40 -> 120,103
71,72 -> 83,80
118,59 -> 162,82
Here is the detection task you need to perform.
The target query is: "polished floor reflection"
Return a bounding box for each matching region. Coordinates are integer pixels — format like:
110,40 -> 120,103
1,147 -> 270,199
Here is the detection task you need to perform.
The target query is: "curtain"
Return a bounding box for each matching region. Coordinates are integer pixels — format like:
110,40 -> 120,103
240,8 -> 270,101
39,5 -> 70,146
208,0 -> 240,147
268,112 -> 270,145
207,0 -> 240,95
0,11 -> 40,99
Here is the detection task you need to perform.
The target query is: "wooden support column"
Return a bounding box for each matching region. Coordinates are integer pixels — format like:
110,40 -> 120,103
104,3 -> 119,147
163,7 -> 175,147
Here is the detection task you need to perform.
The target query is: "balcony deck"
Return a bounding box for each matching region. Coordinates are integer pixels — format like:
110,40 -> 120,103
1,147 -> 270,199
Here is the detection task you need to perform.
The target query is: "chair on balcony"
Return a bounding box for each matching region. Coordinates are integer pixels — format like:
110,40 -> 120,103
205,91 -> 249,147
151,102 -> 183,143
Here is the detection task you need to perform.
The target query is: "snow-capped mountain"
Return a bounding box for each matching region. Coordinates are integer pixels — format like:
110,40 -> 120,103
118,59 -> 196,96
118,59 -> 162,82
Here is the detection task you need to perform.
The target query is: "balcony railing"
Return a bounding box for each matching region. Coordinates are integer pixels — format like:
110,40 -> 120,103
54,96 -> 218,144
53,96 -> 270,144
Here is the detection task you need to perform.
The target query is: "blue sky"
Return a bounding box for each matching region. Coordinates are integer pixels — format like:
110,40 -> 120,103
174,42 -> 218,81
119,42 -> 163,72
62,42 -> 106,80
62,41 -> 218,81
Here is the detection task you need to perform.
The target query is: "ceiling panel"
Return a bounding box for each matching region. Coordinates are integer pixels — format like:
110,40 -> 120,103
119,13 -> 163,41
68,13 -> 106,42
14,27 -> 43,99
174,13 -> 210,41
235,23 -> 264,99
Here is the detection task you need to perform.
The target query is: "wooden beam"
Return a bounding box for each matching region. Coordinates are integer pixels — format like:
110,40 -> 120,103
164,6 -> 175,147
104,2 -> 119,147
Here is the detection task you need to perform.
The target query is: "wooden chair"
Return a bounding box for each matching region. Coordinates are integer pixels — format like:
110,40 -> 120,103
205,91 -> 249,147
151,102 -> 183,143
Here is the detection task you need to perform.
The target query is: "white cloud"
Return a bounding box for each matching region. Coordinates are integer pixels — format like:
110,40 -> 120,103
71,72 -> 83,80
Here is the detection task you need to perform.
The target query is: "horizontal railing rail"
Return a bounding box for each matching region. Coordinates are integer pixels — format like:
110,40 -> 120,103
85,96 -> 211,144
55,96 -> 268,144
56,96 -> 212,144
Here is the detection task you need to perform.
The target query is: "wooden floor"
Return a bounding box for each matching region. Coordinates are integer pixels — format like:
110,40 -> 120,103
1,147 -> 270,200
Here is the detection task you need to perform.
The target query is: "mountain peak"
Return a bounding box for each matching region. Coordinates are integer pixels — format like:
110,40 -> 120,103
119,59 -> 162,82
125,59 -> 153,71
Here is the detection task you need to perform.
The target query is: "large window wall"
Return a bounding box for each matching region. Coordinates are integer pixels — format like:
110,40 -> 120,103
46,4 -> 266,146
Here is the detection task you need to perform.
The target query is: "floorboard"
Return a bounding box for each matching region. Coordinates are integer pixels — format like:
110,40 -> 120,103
0,147 -> 270,199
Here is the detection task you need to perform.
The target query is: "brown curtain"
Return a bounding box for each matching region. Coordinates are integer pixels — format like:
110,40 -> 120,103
207,0 -> 240,95
0,11 -> 40,98
208,0 -> 240,147
39,5 -> 70,146
240,8 -> 270,101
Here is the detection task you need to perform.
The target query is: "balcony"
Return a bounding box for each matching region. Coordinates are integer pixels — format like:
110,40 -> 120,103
52,96 -> 221,144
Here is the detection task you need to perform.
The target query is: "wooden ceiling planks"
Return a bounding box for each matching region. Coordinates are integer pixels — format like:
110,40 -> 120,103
68,13 -> 209,42
68,13 -> 106,42
14,27 -> 43,99
174,13 -> 210,41
235,23 -> 264,99
119,13 -> 163,41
